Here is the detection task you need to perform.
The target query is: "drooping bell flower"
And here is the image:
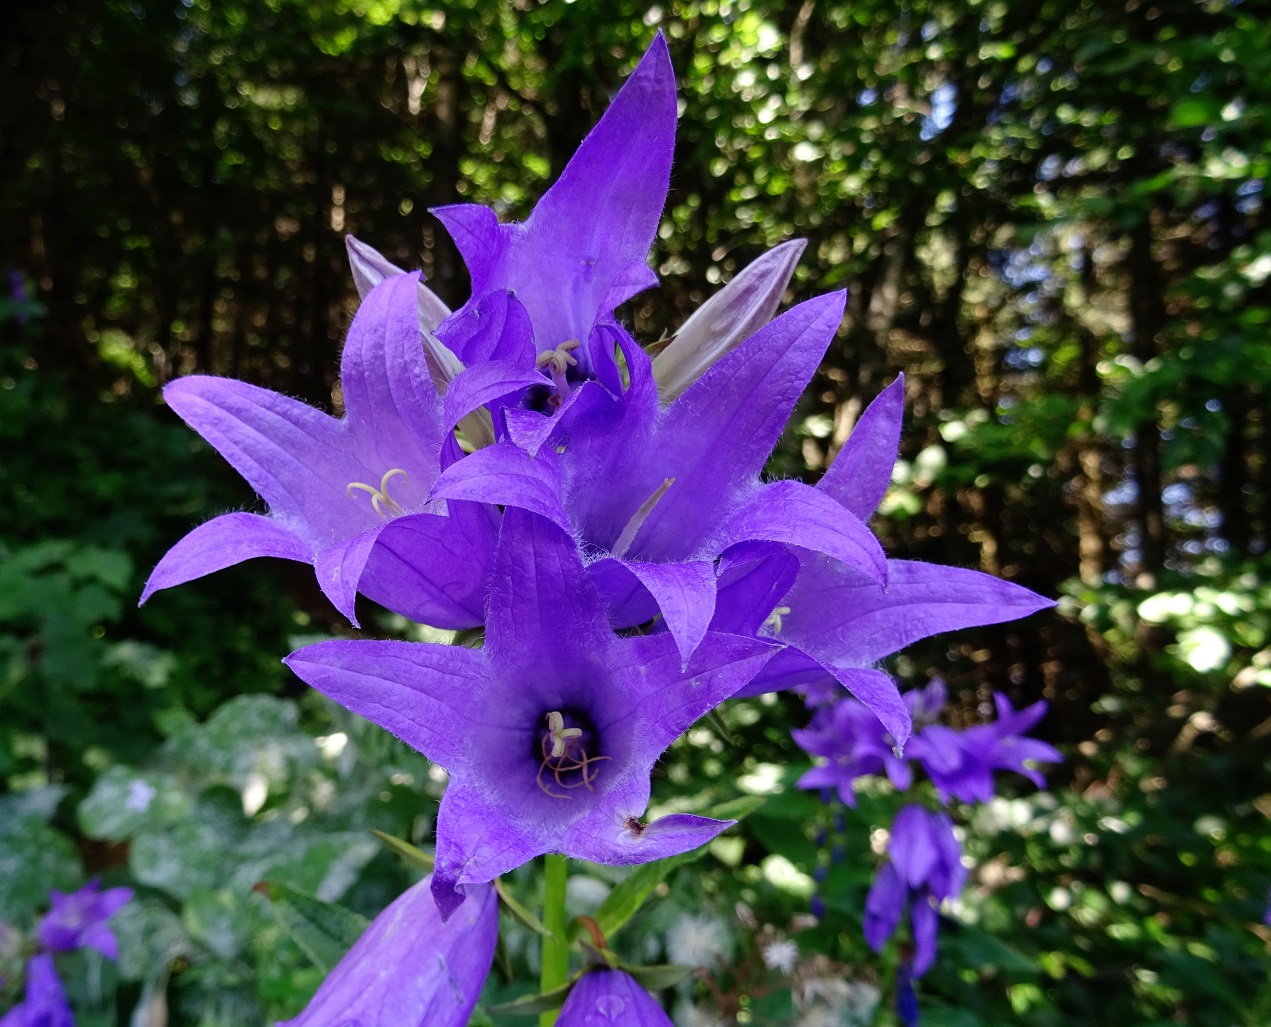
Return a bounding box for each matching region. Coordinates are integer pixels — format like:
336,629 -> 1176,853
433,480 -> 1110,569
863,806 -> 965,977
432,292 -> 888,672
0,956 -> 73,1027
284,509 -> 776,918
140,273 -> 497,628
728,376 -> 1055,744
35,879 -> 133,960
556,968 -> 674,1027
277,875 -> 497,1027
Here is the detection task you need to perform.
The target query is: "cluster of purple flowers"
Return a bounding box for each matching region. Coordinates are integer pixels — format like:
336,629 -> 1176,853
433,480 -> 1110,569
1,881 -> 133,1027
796,678 -> 1060,1004
136,34 -> 1051,1024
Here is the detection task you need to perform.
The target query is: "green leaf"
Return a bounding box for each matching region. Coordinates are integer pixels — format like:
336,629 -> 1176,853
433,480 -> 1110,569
487,979 -> 576,1017
371,828 -> 434,871
494,877 -> 561,943
0,815 -> 81,920
78,766 -> 190,841
258,879 -> 369,974
617,962 -> 697,990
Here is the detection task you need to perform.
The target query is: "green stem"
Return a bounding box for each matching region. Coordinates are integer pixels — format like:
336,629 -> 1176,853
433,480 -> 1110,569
539,853 -> 569,1027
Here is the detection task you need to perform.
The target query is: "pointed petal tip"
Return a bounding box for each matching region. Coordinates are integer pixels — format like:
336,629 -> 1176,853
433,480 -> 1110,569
430,874 -> 468,921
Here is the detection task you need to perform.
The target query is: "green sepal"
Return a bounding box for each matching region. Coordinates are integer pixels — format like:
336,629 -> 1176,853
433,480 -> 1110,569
370,828 -> 435,871
487,978 -> 578,1016
617,962 -> 698,990
494,877 -> 563,944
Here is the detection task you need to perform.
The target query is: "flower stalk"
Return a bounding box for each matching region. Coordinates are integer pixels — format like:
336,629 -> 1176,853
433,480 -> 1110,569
540,853 -> 570,1027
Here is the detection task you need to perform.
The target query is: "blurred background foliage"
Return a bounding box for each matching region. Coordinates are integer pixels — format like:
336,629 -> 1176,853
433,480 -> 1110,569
1,0 -> 1269,1023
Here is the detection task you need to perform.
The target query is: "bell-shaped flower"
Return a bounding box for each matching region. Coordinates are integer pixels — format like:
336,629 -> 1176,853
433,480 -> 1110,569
729,376 -> 1055,745
0,956 -> 72,1027
556,968 -> 674,1027
278,874 -> 497,1027
863,805 -> 965,976
140,272 -> 497,628
431,291 -> 888,675
35,879 -> 132,960
284,509 -> 776,917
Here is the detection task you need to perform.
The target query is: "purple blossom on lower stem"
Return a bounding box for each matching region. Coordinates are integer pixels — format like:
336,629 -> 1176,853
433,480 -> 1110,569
556,968 -> 674,1027
284,509 -> 776,918
795,678 -> 1060,806
278,874 -> 497,1027
895,962 -> 920,1027
35,879 -> 133,960
863,806 -> 966,977
0,956 -> 72,1027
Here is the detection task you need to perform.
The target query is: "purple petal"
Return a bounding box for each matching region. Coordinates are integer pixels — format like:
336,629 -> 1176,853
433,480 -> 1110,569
430,204 -> 504,290
314,526 -> 384,626
139,513 -> 310,604
441,359 -> 544,433
632,293 -> 846,557
653,238 -> 806,403
817,376 -> 905,521
781,558 -> 1055,667
909,897 -> 940,977
339,273 -> 446,464
731,648 -> 834,699
430,443 -> 572,533
359,506 -> 497,629
716,480 -> 886,582
711,543 -> 800,635
601,558 -> 717,666
484,510 -> 615,671
563,810 -> 735,867
79,922 -> 118,960
161,376 -> 355,543
283,639 -> 498,770
2,955 -> 72,1027
889,806 -> 940,891
818,667 -> 910,749
279,875 -> 497,1026
557,969 -> 674,1027
863,862 -> 904,952
435,289 -> 534,365
344,235 -> 451,331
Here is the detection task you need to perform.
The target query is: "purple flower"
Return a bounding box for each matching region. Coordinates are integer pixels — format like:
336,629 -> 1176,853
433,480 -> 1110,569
35,879 -> 133,960
432,292 -> 888,674
284,509 -> 776,917
863,806 -> 965,976
141,273 -> 497,627
733,376 -> 1055,743
895,962 -> 920,1027
556,968 -> 673,1027
796,678 -> 1060,805
278,875 -> 497,1027
0,956 -> 73,1027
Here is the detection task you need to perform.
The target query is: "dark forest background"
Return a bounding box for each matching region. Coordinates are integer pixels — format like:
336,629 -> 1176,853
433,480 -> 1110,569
1,1 -> 1269,1024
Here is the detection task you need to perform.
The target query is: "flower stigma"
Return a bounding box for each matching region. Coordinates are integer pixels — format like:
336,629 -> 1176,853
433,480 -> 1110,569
536,340 -> 582,398
537,709 -> 609,799
346,468 -> 409,519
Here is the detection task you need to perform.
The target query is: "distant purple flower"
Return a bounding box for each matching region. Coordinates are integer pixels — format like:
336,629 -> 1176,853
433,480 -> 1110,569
141,273 -> 497,627
796,677 -> 1060,805
284,509 -> 776,918
36,879 -> 132,960
895,962 -> 920,1027
733,377 -> 1054,744
556,969 -> 673,1027
864,806 -> 965,976
0,956 -> 72,1027
277,875 -> 497,1027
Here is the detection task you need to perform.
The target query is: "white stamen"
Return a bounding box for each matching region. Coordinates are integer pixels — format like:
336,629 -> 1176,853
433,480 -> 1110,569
546,710 -> 583,759
346,468 -> 409,519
